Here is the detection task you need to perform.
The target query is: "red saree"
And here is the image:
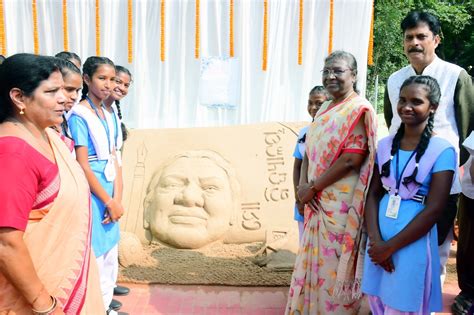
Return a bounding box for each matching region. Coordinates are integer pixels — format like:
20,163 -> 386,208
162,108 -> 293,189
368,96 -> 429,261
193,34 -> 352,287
0,129 -> 103,314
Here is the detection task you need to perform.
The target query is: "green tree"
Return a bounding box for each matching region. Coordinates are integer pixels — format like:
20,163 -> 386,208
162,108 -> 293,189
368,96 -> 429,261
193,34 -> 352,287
438,1 -> 474,72
366,0 -> 473,112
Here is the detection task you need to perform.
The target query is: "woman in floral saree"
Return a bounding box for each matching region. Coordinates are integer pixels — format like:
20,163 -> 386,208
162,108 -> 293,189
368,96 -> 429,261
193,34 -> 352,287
0,54 -> 103,314
286,51 -> 377,314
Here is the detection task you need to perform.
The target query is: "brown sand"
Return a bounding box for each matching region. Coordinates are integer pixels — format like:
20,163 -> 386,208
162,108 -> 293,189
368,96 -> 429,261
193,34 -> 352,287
119,240 -> 459,287
118,241 -> 293,286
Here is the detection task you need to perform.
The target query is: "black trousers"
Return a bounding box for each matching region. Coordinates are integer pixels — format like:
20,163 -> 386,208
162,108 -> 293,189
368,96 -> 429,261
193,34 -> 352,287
436,193 -> 459,246
456,194 -> 474,298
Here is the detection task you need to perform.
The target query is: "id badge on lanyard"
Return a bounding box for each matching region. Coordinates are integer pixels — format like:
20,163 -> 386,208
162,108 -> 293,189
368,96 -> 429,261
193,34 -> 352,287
104,155 -> 116,182
386,195 -> 401,219
385,150 -> 416,219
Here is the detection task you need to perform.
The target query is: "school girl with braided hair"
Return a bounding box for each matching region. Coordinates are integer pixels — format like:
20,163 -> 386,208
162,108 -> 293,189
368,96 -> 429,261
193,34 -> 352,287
361,75 -> 457,314
102,66 -> 132,299
67,57 -> 126,314
104,65 -> 132,143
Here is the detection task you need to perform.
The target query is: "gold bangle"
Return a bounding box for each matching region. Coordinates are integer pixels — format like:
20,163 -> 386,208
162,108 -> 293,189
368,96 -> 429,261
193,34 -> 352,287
32,295 -> 57,315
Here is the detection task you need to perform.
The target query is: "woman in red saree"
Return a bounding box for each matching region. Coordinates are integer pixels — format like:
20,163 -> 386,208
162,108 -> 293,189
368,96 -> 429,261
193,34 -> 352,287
0,54 -> 103,314
286,51 -> 377,314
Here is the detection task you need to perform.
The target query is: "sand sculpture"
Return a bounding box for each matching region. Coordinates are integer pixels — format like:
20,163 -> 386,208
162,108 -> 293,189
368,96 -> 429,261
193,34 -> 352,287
120,122 -> 306,254
143,150 -> 240,248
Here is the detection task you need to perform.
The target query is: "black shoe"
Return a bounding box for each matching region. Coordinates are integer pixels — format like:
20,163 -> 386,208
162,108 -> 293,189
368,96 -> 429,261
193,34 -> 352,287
113,285 -> 130,296
109,299 -> 122,311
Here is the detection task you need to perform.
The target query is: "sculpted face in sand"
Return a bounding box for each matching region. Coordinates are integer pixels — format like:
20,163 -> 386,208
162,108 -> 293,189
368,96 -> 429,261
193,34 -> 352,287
144,150 -> 239,249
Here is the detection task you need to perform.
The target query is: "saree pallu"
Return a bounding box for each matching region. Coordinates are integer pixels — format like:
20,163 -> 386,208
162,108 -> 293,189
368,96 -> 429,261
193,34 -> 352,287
0,129 -> 104,314
286,94 -> 377,315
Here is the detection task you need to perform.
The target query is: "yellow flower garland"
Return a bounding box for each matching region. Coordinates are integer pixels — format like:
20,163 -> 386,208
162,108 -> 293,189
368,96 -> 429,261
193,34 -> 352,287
262,0 -> 268,71
161,0 -> 165,62
298,0 -> 303,65
368,0 -> 375,66
229,0 -> 234,57
195,0 -> 200,59
128,0 -> 133,63
62,0 -> 69,51
95,0 -> 100,56
328,0 -> 334,55
0,0 -> 6,55
32,0 -> 39,55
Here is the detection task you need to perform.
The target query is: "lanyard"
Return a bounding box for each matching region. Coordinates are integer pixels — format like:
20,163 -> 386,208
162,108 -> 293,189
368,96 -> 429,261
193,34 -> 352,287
85,96 -> 112,154
395,149 -> 417,195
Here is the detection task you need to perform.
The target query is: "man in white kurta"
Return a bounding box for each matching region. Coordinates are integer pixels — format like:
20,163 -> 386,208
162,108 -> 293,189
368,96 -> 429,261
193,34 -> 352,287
383,10 -> 474,292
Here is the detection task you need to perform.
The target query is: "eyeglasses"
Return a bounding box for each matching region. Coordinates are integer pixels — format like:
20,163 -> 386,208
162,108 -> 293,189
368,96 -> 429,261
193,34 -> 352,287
321,68 -> 352,77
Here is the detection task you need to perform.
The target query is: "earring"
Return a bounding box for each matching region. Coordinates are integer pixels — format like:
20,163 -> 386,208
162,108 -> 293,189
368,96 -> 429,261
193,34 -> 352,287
19,108 -> 25,115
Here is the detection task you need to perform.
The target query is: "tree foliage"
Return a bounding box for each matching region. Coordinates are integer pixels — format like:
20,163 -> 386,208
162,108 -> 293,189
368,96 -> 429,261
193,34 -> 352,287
366,0 -> 473,111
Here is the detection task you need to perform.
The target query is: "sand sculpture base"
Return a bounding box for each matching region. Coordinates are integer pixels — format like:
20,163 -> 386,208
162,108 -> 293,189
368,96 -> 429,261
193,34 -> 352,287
118,122 -> 306,285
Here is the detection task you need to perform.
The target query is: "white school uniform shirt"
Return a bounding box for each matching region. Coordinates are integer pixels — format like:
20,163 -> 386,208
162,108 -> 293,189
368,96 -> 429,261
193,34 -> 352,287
68,104 -> 115,160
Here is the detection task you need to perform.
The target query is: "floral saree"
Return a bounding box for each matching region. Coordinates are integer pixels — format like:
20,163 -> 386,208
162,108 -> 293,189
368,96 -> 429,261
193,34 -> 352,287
0,129 -> 104,314
286,94 -> 377,314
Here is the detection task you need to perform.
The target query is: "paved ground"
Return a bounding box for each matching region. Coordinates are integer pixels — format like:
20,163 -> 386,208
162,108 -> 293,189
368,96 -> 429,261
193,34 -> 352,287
115,280 -> 459,314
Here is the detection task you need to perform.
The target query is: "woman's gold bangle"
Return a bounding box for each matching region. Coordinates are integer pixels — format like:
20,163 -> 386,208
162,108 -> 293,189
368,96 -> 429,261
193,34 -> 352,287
31,295 -> 57,315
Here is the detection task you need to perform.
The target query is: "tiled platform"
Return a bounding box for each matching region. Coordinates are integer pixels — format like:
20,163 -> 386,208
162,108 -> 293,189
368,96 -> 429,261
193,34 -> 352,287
116,281 -> 459,314
117,284 -> 288,314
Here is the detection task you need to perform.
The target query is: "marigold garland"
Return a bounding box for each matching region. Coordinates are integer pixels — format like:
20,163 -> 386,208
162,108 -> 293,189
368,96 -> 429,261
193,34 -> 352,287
95,0 -> 100,56
262,0 -> 268,71
367,0 -> 375,66
160,0 -> 165,62
0,0 -> 6,56
229,0 -> 234,57
128,0 -> 133,63
32,0 -> 39,54
298,0 -> 303,65
62,0 -> 69,51
328,0 -> 334,55
195,0 -> 200,59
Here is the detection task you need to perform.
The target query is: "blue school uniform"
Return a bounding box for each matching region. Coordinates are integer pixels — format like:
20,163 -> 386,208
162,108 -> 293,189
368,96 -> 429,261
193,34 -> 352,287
292,125 -> 309,222
362,144 -> 456,312
68,111 -> 120,258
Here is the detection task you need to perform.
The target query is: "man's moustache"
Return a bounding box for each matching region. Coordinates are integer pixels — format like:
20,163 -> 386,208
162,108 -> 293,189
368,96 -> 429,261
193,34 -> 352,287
408,48 -> 423,53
